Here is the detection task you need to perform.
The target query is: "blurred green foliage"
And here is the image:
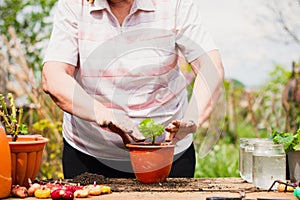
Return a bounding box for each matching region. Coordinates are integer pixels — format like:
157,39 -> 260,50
0,0 -> 64,179
260,65 -> 291,132
33,119 -> 64,179
0,0 -> 57,72
195,140 -> 239,178
194,64 -> 292,178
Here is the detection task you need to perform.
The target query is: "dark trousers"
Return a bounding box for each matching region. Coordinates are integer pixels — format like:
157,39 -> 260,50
62,139 -> 195,179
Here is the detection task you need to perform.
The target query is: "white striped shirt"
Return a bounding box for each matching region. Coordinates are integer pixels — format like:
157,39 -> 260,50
44,0 -> 217,160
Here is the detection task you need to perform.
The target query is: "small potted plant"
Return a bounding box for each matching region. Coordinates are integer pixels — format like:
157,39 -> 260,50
0,93 -> 48,187
126,118 -> 175,184
272,127 -> 300,182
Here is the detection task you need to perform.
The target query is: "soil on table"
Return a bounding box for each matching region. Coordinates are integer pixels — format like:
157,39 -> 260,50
67,172 -> 258,193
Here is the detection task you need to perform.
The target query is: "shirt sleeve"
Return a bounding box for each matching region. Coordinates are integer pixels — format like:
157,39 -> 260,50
43,0 -> 80,66
175,0 -> 218,63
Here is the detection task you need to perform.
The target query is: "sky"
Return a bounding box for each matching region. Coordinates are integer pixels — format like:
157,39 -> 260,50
194,0 -> 300,88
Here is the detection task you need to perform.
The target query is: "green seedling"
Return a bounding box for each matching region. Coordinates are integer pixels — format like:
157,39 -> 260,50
139,118 -> 164,144
0,93 -> 28,141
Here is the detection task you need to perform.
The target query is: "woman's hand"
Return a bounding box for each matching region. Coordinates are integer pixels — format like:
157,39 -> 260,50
164,120 -> 197,143
98,113 -> 145,145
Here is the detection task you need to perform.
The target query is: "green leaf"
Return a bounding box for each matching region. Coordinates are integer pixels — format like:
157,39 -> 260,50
296,128 -> 300,143
139,118 -> 155,128
19,124 -> 28,134
273,133 -> 294,152
9,115 -> 17,123
293,144 -> 300,151
139,118 -> 164,144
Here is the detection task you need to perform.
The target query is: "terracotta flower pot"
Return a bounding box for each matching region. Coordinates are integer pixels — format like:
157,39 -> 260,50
7,135 -> 48,187
126,142 -> 175,184
0,127 -> 12,198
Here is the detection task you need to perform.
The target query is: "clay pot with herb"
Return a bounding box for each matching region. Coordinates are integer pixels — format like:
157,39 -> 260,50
272,128 -> 300,182
105,117 -> 197,184
125,119 -> 175,184
0,93 -> 48,187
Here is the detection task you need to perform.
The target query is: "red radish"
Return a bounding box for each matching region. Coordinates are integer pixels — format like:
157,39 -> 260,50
64,185 -> 83,193
51,189 -> 74,200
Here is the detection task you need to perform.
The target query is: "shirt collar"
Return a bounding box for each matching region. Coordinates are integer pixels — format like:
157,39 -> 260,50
135,0 -> 155,12
89,0 -> 155,13
89,0 -> 109,12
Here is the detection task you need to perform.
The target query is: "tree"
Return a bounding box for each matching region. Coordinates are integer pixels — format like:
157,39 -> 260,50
265,0 -> 300,46
0,0 -> 57,73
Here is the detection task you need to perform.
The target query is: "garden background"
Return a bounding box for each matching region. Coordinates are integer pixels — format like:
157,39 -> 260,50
0,0 -> 300,179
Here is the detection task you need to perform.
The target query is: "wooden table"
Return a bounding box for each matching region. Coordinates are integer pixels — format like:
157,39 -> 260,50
99,177 -> 297,200
88,191 -> 296,200
10,178 -> 298,200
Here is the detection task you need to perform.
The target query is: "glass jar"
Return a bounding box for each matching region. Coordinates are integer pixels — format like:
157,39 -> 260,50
239,138 -> 247,180
239,138 -> 272,182
252,142 -> 286,190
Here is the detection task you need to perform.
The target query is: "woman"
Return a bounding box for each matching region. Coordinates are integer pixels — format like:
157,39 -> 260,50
42,0 -> 224,178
